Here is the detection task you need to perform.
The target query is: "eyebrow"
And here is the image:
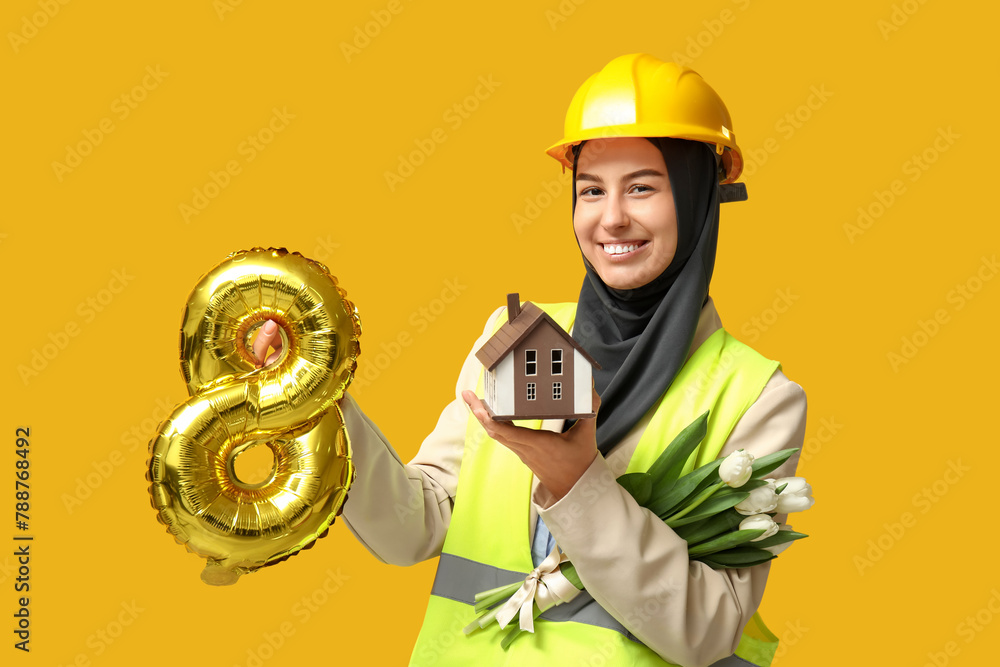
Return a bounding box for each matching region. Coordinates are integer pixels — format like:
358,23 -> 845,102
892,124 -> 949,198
576,168 -> 667,185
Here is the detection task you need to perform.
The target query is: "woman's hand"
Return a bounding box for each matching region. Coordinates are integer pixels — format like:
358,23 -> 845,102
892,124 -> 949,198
252,320 -> 283,367
462,387 -> 601,502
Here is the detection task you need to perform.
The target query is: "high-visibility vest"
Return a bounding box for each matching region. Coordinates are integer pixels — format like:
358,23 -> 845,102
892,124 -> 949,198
408,302 -> 783,666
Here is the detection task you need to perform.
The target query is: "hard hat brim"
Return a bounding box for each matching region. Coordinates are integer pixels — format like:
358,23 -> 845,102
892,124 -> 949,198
546,126 -> 743,184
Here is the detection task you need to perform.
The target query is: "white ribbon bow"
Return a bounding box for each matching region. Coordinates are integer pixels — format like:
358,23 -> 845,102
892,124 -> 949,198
494,544 -> 582,633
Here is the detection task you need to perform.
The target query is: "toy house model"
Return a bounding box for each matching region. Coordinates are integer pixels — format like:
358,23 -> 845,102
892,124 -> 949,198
475,294 -> 600,420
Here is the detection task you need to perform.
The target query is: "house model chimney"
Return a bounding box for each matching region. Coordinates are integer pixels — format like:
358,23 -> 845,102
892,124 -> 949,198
507,293 -> 521,323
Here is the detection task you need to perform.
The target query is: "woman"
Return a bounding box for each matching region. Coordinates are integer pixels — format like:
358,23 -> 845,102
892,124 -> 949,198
255,53 -> 807,667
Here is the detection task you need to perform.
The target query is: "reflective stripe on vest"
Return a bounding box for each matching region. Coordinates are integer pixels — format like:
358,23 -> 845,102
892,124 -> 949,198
429,552 -> 772,667
430,553 -> 643,640
408,302 -> 782,667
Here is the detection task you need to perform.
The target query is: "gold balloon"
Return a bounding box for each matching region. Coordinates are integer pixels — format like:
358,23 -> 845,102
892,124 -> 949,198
146,247 -> 361,585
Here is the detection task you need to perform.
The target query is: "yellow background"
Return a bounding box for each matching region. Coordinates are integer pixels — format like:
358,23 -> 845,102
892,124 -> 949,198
3,0 -> 997,665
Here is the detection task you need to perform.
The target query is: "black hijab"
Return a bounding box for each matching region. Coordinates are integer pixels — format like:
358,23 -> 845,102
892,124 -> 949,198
569,137 -> 721,454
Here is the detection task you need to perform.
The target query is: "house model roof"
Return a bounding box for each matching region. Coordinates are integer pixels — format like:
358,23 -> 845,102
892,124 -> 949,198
475,294 -> 601,371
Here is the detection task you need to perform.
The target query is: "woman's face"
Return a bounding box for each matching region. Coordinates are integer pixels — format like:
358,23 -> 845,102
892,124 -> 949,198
573,137 -> 678,290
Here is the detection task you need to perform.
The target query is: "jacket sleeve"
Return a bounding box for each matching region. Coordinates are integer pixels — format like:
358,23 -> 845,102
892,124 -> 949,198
533,371 -> 808,667
338,307 -> 506,567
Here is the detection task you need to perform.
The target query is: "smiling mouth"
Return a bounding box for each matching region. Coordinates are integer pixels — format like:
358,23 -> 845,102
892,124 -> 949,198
601,241 -> 648,256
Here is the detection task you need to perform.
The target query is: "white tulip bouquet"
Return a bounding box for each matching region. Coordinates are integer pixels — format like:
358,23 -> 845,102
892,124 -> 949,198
464,410 -> 814,649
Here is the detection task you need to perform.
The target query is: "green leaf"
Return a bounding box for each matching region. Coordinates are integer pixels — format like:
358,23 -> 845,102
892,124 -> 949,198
653,468 -> 767,519
683,459 -> 729,494
750,530 -> 809,549
647,459 -> 722,517
695,556 -> 727,570
665,489 -> 749,526
750,448 -> 798,479
687,529 -> 766,557
660,480 -> 726,523
645,410 -> 710,488
733,478 -> 771,492
673,509 -> 742,544
616,472 -> 653,506
704,546 -> 776,568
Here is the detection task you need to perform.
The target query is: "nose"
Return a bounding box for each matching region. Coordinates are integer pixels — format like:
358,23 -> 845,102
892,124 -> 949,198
600,191 -> 630,230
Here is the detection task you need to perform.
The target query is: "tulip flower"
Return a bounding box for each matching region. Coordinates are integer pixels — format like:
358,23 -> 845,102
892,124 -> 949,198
719,449 -> 754,487
735,480 -> 778,516
773,477 -> 815,513
465,411 -> 815,652
739,514 -> 779,542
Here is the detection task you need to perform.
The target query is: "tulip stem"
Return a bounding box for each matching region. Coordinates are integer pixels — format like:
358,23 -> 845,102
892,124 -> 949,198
500,604 -> 544,650
474,581 -> 524,613
665,481 -> 726,526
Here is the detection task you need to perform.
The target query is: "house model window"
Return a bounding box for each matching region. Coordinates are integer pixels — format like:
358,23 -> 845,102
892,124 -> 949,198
475,293 -> 600,420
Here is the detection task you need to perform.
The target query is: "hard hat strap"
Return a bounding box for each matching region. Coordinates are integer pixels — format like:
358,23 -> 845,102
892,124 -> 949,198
719,182 -> 748,203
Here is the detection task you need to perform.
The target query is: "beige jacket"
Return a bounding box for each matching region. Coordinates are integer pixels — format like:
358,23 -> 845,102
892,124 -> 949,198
340,295 -> 807,667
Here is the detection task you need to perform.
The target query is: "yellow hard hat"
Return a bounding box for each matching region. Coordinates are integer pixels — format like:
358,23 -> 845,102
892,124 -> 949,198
546,53 -> 743,184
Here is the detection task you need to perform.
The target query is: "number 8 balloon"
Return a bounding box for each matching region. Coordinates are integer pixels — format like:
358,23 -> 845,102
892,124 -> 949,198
146,247 -> 361,586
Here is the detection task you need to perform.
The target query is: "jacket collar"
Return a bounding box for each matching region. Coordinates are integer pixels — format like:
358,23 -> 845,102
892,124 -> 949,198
687,295 -> 723,363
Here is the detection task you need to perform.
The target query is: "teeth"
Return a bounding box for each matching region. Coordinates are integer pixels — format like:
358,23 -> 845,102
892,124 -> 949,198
603,243 -> 640,255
